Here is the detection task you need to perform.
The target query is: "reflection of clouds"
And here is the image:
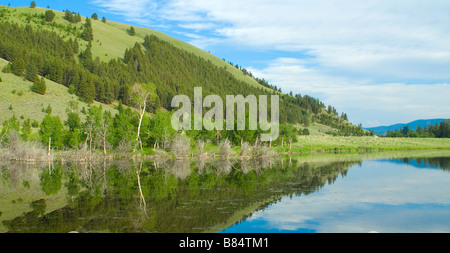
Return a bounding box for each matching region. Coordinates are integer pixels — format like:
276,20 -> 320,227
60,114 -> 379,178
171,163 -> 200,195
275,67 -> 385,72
245,160 -> 450,233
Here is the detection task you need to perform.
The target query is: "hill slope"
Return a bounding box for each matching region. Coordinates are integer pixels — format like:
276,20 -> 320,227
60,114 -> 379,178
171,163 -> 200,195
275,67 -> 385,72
0,5 -> 361,135
0,6 -> 267,91
0,58 -> 118,124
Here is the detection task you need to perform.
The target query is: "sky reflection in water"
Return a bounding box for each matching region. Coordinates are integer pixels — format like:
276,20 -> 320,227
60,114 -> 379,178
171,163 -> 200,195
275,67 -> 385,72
222,158 -> 450,233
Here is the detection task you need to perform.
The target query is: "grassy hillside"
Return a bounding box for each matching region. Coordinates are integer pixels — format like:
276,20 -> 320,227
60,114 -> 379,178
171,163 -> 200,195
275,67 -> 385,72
0,5 -> 269,92
0,58 -> 117,124
0,5 -> 360,139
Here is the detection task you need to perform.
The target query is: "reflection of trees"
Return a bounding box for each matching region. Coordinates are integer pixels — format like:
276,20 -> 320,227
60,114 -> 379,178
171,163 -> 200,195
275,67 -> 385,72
40,162 -> 62,196
3,157 -> 360,233
136,161 -> 146,209
214,159 -> 233,175
395,157 -> 450,171
165,159 -> 191,180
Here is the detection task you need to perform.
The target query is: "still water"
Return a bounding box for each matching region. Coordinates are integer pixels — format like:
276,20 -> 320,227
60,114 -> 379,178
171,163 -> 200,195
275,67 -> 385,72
1,151 -> 450,233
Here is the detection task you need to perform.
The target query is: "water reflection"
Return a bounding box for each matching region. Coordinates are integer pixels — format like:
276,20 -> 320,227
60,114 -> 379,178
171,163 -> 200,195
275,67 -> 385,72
1,152 -> 450,233
222,153 -> 450,233
387,157 -> 450,171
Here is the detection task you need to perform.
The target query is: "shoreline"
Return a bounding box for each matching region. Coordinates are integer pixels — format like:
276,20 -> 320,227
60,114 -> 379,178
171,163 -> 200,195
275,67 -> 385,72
2,136 -> 450,163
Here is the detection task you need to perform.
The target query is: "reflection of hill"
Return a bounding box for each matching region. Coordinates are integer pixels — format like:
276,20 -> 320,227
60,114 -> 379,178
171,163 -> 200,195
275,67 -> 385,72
1,158 -> 359,233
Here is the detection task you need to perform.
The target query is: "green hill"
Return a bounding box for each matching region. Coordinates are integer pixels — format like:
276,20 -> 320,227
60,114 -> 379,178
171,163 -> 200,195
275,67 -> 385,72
0,6 -> 266,91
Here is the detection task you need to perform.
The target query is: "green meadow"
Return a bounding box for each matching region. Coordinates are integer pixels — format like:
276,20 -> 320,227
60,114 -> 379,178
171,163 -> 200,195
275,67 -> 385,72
285,135 -> 450,153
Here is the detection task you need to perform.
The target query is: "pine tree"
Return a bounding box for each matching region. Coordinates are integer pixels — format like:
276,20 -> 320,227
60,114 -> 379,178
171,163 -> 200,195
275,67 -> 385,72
21,118 -> 32,141
82,17 -> 94,41
30,1 -> 36,8
101,17 -> 106,23
72,38 -> 79,54
11,58 -> 26,76
127,26 -> 136,36
91,13 -> 98,20
25,63 -> 38,82
2,63 -> 12,73
44,10 -> 55,22
416,124 -> 423,133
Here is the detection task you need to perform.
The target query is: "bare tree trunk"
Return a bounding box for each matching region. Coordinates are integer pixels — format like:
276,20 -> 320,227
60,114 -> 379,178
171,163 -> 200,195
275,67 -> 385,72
136,102 -> 146,152
137,161 -> 146,208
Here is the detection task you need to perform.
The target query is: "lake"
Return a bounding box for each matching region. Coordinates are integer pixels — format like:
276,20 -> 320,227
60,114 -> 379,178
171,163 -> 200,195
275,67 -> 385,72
1,150 -> 450,233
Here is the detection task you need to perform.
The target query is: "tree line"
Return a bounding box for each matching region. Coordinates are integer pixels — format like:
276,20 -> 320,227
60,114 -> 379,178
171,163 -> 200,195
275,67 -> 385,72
386,121 -> 450,138
0,100 -> 311,156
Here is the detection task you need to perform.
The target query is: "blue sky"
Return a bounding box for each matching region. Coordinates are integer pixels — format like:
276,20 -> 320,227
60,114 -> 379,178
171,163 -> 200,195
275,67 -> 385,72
5,0 -> 450,127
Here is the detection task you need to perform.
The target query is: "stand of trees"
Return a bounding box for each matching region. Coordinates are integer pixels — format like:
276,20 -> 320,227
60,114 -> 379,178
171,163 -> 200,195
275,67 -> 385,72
0,100 -> 315,155
64,10 -> 82,23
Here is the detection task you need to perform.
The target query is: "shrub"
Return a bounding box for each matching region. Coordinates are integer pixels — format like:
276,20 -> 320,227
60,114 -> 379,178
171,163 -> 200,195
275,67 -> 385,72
31,77 -> 46,95
31,120 -> 39,128
44,10 -> 55,22
68,84 -> 76,94
127,26 -> 136,36
1,63 -> 12,73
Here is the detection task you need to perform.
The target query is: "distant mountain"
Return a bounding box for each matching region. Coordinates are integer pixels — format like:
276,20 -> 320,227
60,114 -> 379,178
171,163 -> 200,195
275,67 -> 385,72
365,119 -> 450,135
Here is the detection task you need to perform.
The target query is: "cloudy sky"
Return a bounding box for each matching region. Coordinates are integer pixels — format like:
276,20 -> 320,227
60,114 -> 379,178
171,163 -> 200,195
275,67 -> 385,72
8,0 -> 450,127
